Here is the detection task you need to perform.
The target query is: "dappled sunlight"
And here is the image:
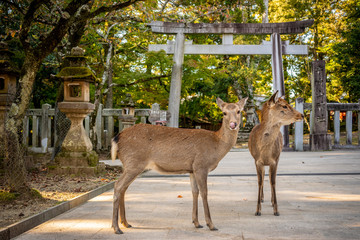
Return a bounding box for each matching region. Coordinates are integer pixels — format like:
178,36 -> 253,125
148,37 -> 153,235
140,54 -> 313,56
347,222 -> 360,228
283,190 -> 360,201
40,218 -> 111,233
89,193 -> 113,202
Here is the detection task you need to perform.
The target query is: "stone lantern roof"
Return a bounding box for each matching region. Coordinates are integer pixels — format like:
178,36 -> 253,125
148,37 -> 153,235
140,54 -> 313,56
120,93 -> 135,107
55,47 -> 96,82
0,42 -> 20,76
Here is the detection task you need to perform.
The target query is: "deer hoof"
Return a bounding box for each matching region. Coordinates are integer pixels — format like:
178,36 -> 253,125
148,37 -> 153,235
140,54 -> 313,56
255,212 -> 261,216
193,220 -> 203,228
121,222 -> 132,228
207,224 -> 218,231
114,228 -> 123,234
274,212 -> 280,216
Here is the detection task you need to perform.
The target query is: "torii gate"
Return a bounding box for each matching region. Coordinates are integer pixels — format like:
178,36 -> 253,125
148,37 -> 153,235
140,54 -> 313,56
148,20 -> 314,137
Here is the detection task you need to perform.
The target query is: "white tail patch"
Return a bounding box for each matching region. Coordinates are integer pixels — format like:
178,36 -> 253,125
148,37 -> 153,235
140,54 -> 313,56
111,139 -> 118,162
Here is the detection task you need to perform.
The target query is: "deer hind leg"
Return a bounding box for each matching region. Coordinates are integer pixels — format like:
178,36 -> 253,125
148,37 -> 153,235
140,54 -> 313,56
269,163 -> 279,216
255,164 -> 264,216
261,167 -> 265,203
190,173 -> 203,228
112,165 -> 146,234
194,170 -> 217,231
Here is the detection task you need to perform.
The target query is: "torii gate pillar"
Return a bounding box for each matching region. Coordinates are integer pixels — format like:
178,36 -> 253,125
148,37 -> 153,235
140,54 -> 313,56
271,32 -> 289,146
168,33 -> 185,128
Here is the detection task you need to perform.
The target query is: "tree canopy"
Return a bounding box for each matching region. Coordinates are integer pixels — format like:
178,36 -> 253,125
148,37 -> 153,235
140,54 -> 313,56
1,0 -> 359,123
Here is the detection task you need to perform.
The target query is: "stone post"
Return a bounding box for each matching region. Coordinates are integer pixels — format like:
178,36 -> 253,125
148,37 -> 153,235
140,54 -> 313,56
168,32 -> 185,128
346,111 -> 352,145
334,111 -> 340,145
294,98 -> 304,151
310,60 -> 331,151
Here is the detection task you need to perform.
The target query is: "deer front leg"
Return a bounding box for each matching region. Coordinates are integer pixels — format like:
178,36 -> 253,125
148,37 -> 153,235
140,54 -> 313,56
269,164 -> 279,216
112,168 -> 143,234
190,173 -> 203,228
112,178 -> 124,234
255,164 -> 264,216
261,167 -> 265,203
194,170 -> 217,231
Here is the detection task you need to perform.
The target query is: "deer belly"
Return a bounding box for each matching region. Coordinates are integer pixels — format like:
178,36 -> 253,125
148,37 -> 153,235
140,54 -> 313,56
146,160 -> 191,174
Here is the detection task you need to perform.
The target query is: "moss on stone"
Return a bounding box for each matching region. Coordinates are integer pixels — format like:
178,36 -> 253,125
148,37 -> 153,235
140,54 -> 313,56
30,188 -> 43,199
87,151 -> 99,167
0,191 -> 16,202
56,67 -> 96,81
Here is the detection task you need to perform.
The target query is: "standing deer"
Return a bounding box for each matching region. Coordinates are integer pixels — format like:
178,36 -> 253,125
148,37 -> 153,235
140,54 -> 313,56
111,97 -> 248,234
248,91 -> 303,216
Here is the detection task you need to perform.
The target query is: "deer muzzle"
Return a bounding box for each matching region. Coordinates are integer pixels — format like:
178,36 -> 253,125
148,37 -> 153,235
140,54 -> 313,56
229,122 -> 237,130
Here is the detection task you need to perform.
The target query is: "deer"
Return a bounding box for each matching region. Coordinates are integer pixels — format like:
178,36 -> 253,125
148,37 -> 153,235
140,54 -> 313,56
111,97 -> 248,234
248,91 -> 303,217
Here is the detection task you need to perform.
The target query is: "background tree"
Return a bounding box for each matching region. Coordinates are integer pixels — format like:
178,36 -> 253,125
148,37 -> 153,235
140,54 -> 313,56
0,0 -> 147,194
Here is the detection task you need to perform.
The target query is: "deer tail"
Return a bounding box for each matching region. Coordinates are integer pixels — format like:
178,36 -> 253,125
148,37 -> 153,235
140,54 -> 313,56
111,134 -> 120,162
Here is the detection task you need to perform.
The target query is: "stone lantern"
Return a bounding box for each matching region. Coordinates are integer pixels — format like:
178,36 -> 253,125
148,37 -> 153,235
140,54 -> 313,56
119,93 -> 137,130
0,42 -> 19,137
54,47 -> 103,175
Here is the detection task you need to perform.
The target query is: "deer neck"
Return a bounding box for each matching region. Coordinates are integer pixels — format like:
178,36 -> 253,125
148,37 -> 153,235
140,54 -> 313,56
215,123 -> 238,149
259,119 -> 282,139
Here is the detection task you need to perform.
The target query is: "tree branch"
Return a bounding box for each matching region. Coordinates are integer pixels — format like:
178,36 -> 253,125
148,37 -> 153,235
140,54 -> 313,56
92,15 -> 143,24
20,0 -> 51,52
110,74 -> 170,88
86,0 -> 144,20
2,0 -> 25,15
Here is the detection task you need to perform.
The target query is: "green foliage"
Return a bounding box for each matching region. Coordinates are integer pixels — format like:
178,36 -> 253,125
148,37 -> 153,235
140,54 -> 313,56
2,0 -> 358,125
0,191 -> 17,202
30,188 -> 43,199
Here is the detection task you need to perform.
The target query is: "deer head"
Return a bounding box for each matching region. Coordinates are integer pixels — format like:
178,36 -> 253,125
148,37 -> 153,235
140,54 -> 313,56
216,97 -> 248,131
266,91 -> 303,126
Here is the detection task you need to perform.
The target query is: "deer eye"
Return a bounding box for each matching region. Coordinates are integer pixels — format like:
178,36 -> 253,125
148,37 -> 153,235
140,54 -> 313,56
223,112 -> 227,116
282,106 -> 288,109
237,110 -> 240,114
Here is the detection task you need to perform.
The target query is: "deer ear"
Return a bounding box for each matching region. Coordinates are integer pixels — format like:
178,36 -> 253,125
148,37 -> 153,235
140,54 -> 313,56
269,90 -> 280,105
237,97 -> 248,110
216,97 -> 226,111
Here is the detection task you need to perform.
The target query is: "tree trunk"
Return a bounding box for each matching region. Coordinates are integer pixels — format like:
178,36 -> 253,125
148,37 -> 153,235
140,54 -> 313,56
4,56 -> 41,193
262,0 -> 269,23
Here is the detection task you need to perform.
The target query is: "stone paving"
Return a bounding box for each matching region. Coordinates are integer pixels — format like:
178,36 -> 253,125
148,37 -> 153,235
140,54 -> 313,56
15,150 -> 360,240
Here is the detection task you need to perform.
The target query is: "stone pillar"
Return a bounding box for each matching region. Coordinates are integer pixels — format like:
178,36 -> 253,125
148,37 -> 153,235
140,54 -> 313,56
310,60 -> 331,151
271,33 -> 289,147
168,32 -> 185,128
294,98 -> 304,151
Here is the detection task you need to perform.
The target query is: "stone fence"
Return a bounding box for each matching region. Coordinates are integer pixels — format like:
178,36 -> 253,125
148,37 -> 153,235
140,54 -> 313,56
23,104 -> 164,153
294,98 -> 360,151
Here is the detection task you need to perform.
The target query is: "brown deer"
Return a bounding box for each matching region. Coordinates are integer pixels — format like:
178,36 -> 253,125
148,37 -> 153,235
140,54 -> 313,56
111,97 -> 248,234
248,91 -> 303,216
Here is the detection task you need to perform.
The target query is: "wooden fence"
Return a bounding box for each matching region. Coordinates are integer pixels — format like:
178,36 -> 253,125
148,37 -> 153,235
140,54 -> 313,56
294,98 -> 360,151
23,104 -> 152,153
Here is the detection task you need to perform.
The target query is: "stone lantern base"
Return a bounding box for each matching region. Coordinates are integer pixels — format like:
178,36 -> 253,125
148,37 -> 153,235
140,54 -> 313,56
52,102 -> 104,176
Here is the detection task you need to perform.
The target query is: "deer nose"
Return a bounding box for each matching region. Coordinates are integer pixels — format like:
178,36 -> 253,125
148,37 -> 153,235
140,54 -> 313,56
301,114 -> 304,119
230,122 -> 237,130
